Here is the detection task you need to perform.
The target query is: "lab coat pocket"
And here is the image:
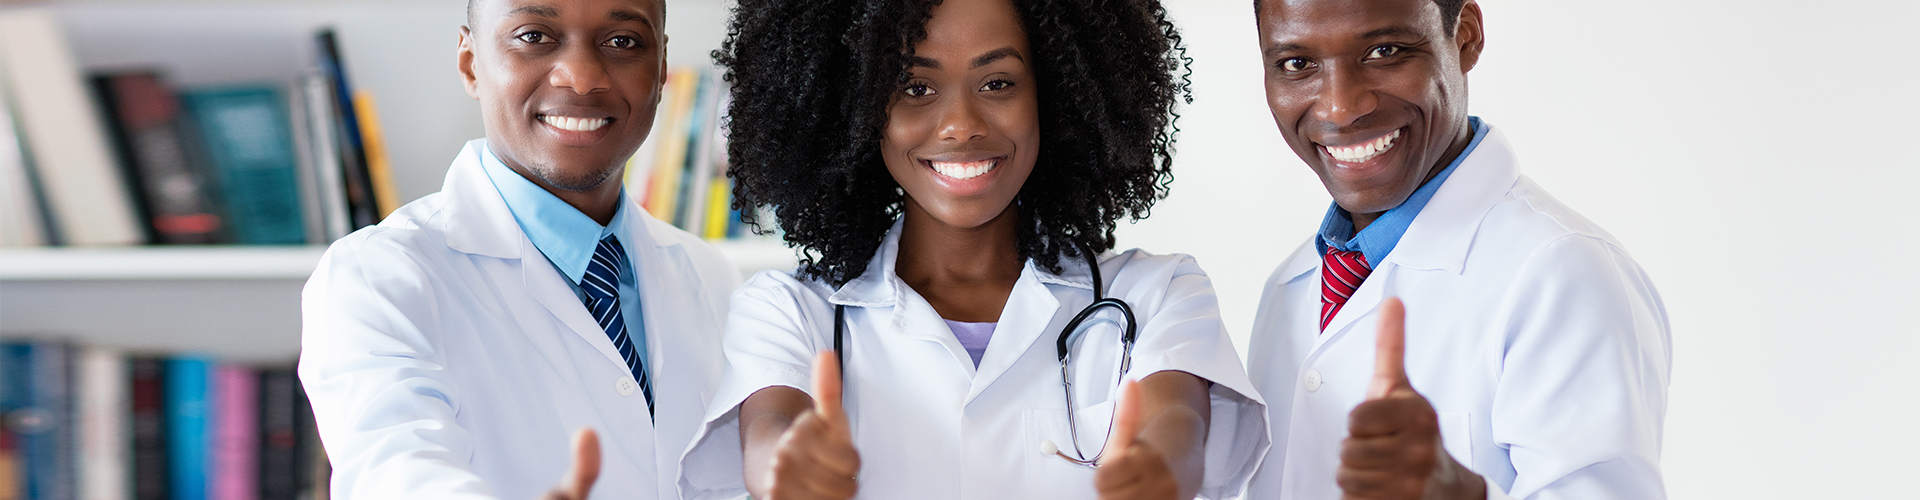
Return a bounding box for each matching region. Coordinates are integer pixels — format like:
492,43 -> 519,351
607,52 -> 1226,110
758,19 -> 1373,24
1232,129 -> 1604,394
1021,403 -> 1110,500
1436,411 -> 1473,469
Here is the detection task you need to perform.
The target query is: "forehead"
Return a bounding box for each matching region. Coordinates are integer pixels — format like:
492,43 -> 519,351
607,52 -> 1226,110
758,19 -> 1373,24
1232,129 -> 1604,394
918,0 -> 1029,59
1258,0 -> 1443,47
474,0 -> 663,28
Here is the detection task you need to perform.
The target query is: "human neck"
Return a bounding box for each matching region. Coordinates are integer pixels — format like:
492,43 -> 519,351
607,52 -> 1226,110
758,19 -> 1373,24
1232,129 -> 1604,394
511,165 -> 624,226
894,198 -> 1024,323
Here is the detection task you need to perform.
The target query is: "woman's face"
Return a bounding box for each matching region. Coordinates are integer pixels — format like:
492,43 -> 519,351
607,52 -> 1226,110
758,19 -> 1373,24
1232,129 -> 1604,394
880,0 -> 1040,231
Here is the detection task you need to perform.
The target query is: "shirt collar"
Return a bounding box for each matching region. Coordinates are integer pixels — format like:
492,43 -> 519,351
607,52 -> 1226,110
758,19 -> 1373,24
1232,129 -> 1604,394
478,140 -> 629,284
829,219 -> 1093,307
1317,116 -> 1489,267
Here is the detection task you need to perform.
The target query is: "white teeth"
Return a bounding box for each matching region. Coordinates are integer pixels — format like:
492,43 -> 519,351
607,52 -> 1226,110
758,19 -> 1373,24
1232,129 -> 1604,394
1326,129 -> 1401,163
931,159 -> 997,180
541,115 -> 610,132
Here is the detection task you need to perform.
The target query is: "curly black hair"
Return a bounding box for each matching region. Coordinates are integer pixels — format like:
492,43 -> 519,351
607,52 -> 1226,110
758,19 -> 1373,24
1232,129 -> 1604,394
718,0 -> 1191,286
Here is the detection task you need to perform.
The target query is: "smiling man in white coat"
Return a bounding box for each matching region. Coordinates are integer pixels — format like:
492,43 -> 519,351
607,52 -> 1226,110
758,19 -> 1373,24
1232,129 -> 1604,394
297,0 -> 741,498
1243,0 -> 1672,499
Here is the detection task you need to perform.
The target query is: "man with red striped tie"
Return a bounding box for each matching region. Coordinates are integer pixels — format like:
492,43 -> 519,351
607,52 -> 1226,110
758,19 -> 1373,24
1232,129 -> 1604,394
1242,1 -> 1672,499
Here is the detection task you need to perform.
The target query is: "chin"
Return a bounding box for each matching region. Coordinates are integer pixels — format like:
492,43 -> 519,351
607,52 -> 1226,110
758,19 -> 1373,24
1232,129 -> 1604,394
530,161 -> 620,191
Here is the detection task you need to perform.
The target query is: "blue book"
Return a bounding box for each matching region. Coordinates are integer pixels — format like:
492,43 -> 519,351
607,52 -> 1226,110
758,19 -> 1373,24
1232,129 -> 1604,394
181,86 -> 306,245
166,356 -> 214,500
7,342 -> 75,500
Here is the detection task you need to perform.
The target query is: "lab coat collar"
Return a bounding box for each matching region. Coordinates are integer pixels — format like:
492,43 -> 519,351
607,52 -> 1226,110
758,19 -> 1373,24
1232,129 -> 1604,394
442,139 -> 684,260
1380,124 -> 1521,274
827,219 -> 1094,307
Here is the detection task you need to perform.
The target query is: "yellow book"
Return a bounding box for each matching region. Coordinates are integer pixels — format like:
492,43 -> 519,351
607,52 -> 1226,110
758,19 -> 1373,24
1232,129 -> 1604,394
702,178 -> 731,240
643,68 -> 700,219
352,91 -> 400,218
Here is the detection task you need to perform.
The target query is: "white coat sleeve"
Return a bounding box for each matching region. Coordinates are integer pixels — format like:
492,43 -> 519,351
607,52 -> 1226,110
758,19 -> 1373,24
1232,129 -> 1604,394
1489,235 -> 1671,500
297,235 -> 500,499
678,271 -> 827,500
1113,254 -> 1270,500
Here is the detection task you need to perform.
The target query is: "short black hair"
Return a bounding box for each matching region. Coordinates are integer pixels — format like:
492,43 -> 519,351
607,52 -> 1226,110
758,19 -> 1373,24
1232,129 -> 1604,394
1255,0 -> 1468,34
719,0 -> 1192,285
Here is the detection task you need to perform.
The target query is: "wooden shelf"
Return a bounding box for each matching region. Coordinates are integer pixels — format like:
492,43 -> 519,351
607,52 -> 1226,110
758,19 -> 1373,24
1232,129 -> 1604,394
0,240 -> 794,282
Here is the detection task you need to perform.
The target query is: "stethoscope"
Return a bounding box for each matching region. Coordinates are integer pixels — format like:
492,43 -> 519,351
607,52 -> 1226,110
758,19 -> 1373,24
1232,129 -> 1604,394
832,247 -> 1137,468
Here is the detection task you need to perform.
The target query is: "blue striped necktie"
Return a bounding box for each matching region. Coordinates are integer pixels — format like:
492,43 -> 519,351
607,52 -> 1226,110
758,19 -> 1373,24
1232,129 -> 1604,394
582,235 -> 653,414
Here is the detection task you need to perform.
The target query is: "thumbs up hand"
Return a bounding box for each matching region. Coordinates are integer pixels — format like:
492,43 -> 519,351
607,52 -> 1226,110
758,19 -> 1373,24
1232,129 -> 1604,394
1338,298 -> 1486,500
761,351 -> 861,500
541,428 -> 601,500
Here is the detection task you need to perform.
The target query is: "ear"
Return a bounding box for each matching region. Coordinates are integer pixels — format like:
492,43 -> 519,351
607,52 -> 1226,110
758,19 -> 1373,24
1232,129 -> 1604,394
458,26 -> 481,99
655,34 -> 669,108
1455,1 -> 1485,73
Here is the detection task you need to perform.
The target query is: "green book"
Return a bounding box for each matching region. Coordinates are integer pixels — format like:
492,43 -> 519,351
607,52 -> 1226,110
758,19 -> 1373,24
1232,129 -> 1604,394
182,85 -> 306,245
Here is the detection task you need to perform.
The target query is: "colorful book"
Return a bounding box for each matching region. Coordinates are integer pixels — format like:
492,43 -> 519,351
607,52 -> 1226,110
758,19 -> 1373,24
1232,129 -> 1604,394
297,73 -> 352,243
677,69 -> 719,233
9,342 -> 75,500
643,68 -> 701,221
76,347 -> 131,500
256,369 -> 299,500
181,85 -> 307,245
129,357 -> 171,500
314,29 -> 380,231
293,381 -> 325,499
94,71 -> 230,245
0,343 -> 20,500
212,366 -> 257,500
351,91 -> 400,219
0,9 -> 144,246
166,356 -> 214,500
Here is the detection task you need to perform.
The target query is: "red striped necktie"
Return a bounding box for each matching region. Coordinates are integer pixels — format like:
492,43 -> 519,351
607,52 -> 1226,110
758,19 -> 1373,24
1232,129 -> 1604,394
1320,248 -> 1372,332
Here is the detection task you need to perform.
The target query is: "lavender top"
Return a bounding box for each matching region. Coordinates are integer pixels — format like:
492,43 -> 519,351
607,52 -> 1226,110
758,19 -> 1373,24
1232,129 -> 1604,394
944,320 -> 997,367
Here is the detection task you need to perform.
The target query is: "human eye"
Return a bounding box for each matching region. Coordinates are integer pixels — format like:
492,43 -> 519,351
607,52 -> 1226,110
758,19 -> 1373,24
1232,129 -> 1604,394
902,82 -> 936,98
1277,57 -> 1316,73
1364,45 -> 1403,60
515,30 -> 552,44
604,34 -> 641,50
979,78 -> 1014,92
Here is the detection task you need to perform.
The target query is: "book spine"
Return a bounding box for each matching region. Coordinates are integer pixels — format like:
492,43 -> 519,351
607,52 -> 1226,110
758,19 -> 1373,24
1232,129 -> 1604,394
18,342 -> 75,500
93,72 -> 230,245
182,86 -> 308,245
76,347 -> 130,500
128,357 -> 170,500
211,366 -> 257,500
299,73 -> 351,243
255,370 -> 297,500
644,68 -> 700,221
679,69 -> 715,233
314,29 -> 380,231
166,357 -> 212,500
285,78 -> 327,245
0,9 -> 144,246
292,381 -> 325,499
0,343 -> 23,500
0,59 -> 49,248
350,91 -> 399,219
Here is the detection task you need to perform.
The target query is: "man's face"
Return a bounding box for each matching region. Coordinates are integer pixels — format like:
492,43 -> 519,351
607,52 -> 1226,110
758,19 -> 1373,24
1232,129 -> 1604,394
459,0 -> 666,192
1257,0 -> 1482,216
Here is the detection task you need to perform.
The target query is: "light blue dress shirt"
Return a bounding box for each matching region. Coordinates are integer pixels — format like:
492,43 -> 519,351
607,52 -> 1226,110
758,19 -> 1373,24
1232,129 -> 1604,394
1316,116 -> 1489,267
477,141 -> 650,376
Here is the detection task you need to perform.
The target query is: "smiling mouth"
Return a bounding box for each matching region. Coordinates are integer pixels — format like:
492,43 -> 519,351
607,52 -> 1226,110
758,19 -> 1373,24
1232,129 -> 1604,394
540,115 -> 611,132
1323,129 -> 1402,164
929,158 -> 998,180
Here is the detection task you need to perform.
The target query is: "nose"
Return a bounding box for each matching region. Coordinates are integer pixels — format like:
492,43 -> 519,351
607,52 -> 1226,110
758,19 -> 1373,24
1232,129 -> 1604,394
1312,63 -> 1377,128
550,42 -> 611,95
937,95 -> 988,143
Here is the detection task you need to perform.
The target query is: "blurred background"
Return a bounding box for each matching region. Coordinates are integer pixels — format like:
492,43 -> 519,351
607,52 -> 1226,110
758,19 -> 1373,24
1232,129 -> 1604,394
0,0 -> 1913,498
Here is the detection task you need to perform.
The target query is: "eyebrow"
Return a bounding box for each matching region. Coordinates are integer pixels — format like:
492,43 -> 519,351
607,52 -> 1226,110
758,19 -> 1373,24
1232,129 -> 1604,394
507,5 -> 559,18
1358,26 -> 1425,41
608,8 -> 652,27
906,47 -> 1025,70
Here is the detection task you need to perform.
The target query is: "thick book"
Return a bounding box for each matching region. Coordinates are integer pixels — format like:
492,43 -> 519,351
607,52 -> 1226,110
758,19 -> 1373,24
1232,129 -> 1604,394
0,59 -> 49,248
313,29 -> 380,231
211,366 -> 257,500
8,342 -> 75,500
350,91 -> 400,219
292,381 -> 326,499
128,357 -> 171,500
255,369 -> 299,500
297,73 -> 352,243
0,343 -> 20,499
181,86 -> 307,245
94,71 -> 230,245
0,9 -> 144,246
166,356 -> 214,500
76,347 -> 130,500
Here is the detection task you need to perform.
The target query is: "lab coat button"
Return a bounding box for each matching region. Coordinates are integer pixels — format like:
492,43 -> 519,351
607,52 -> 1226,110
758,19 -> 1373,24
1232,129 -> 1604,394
1303,370 -> 1322,392
616,377 -> 637,396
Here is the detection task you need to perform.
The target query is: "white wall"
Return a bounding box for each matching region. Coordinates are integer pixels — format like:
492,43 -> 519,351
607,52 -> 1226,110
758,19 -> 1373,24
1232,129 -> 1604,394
1132,0 -> 1920,498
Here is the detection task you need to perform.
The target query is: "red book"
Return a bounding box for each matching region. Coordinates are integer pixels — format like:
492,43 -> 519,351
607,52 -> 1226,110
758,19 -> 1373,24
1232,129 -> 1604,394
212,366 -> 257,500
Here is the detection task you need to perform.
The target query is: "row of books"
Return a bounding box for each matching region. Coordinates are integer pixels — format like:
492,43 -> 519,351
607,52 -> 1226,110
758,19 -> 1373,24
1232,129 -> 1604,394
0,9 -> 397,248
0,341 -> 326,500
626,67 -> 757,241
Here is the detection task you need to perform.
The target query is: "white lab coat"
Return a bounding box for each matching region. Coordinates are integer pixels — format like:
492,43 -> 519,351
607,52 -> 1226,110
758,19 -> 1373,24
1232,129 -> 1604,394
1245,125 -> 1672,500
299,139 -> 742,499
677,222 -> 1268,500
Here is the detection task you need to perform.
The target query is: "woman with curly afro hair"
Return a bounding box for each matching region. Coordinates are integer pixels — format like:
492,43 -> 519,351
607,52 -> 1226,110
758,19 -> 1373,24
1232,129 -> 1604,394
678,0 -> 1269,498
